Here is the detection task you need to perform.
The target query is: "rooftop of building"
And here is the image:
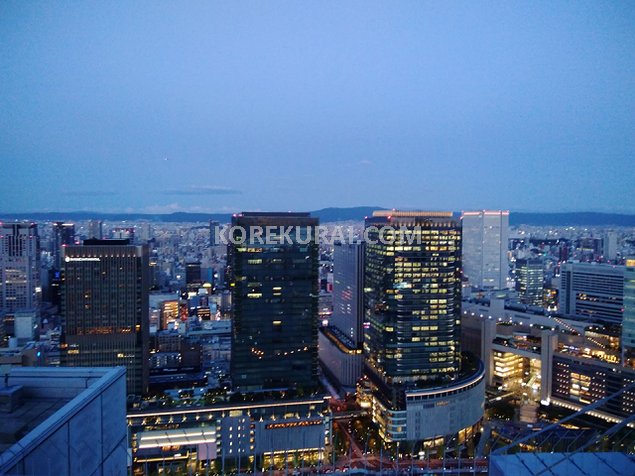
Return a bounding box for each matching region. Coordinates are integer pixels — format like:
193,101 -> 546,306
130,390 -> 330,417
238,212 -> 312,217
79,238 -> 131,246
372,210 -> 453,218
365,210 -> 460,226
489,452 -> 635,476
0,386 -> 68,453
320,325 -> 361,352
561,261 -> 625,271
232,212 -> 318,226
404,352 -> 483,392
0,367 -> 126,471
462,296 -> 621,334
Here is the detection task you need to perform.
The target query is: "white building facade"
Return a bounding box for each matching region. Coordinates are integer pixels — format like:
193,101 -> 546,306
461,211 -> 509,290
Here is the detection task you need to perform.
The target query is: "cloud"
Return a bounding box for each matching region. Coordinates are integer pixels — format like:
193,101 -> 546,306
63,190 -> 118,197
163,185 -> 242,196
142,203 -> 183,214
358,160 -> 373,166
140,203 -> 239,214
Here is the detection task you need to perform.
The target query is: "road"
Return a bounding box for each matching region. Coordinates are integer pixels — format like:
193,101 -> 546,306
476,422 -> 490,457
246,456 -> 489,475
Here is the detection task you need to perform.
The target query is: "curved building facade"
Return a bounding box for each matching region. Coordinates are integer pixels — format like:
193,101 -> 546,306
404,362 -> 485,441
361,211 -> 484,443
363,359 -> 485,442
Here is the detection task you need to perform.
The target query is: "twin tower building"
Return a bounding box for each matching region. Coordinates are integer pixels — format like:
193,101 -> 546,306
229,210 -> 484,445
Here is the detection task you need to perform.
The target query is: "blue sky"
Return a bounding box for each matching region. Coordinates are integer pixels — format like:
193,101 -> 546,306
1,1 -> 634,213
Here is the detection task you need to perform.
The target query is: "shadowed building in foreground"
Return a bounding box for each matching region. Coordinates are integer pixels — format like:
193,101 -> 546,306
0,367 -> 127,476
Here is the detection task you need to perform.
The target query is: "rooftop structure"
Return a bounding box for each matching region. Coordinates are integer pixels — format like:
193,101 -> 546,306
0,366 -> 127,476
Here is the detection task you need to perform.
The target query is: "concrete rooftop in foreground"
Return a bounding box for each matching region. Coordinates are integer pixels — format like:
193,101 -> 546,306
490,452 -> 635,476
0,385 -> 69,453
0,366 -> 127,476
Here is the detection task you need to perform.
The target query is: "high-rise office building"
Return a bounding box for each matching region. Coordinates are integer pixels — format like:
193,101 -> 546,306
364,211 -> 462,384
461,211 -> 509,289
318,241 -> 364,389
559,262 -> 624,326
578,237 -> 602,256
361,211 -> 484,443
515,258 -> 544,307
51,222 -> 75,269
331,241 -> 365,345
228,212 -> 319,392
61,239 -> 149,395
185,261 -> 202,292
209,220 -> 220,247
623,258 -> 635,368
87,219 -> 103,240
137,222 -> 153,242
603,231 -> 618,262
0,223 -> 41,314
209,220 -> 222,260
111,227 -> 135,243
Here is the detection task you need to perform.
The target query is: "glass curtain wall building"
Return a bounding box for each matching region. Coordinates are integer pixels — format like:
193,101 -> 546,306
364,211 -> 462,385
330,240 -> 365,346
61,239 -> 150,396
515,258 -> 544,307
461,211 -> 509,290
361,211 -> 484,443
51,221 -> 75,269
228,212 -> 319,392
623,258 -> 635,368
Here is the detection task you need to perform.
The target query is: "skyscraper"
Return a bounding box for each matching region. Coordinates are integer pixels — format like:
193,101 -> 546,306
61,239 -> 149,395
623,258 -> 635,368
331,241 -> 365,345
185,260 -> 203,292
209,220 -> 220,247
361,211 -> 484,443
364,211 -> 462,385
318,240 -> 364,389
51,222 -> 75,269
228,212 -> 319,392
137,222 -> 153,242
461,210 -> 509,289
515,258 -> 544,307
209,220 -> 222,260
0,223 -> 41,314
603,231 -> 618,262
87,219 -> 103,240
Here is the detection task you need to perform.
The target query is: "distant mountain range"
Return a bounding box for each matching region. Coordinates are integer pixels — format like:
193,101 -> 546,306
1,208 -> 635,226
0,207 -> 383,224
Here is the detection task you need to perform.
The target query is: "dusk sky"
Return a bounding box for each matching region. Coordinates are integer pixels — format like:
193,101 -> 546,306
1,2 -> 634,214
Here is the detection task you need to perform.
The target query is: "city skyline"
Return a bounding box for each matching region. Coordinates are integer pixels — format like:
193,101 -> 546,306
3,2 -> 635,473
2,206 -> 635,473
2,2 -> 635,214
